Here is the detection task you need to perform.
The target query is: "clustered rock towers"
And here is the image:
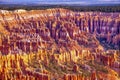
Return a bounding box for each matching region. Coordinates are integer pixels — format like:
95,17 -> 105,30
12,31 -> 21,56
0,9 -> 119,55
0,8 -> 119,80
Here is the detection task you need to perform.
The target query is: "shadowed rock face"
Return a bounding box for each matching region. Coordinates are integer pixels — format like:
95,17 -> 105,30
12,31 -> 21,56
0,8 -> 119,80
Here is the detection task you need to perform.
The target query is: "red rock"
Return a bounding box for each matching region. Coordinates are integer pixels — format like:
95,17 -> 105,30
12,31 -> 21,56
0,8 -> 119,80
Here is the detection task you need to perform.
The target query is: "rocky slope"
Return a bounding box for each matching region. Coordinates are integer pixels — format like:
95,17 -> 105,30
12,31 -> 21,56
0,8 -> 119,80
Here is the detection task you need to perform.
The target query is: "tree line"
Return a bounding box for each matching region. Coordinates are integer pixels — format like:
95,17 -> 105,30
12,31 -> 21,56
0,4 -> 120,12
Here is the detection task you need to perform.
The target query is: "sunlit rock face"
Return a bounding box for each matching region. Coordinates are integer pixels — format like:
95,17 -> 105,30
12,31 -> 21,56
0,8 -> 119,80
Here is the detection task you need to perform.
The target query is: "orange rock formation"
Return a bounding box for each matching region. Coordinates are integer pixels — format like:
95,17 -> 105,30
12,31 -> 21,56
0,8 -> 119,80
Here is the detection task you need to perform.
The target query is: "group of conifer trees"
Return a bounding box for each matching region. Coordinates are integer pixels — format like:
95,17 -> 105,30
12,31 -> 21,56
0,5 -> 120,12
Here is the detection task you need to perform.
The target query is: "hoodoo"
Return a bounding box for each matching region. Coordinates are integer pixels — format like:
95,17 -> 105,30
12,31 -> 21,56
0,8 -> 119,80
